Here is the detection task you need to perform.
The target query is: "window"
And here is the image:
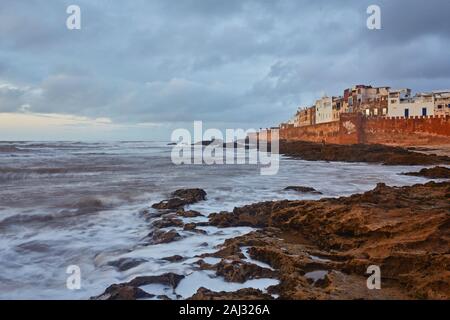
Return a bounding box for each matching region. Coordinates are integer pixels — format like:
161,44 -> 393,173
422,108 -> 427,116
404,108 -> 409,118
382,108 -> 387,115
374,109 -> 378,116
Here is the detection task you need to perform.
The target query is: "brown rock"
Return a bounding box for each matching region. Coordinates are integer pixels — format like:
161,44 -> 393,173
403,166 -> 450,179
92,272 -> 185,300
151,189 -> 207,210
162,255 -> 185,262
183,223 -> 197,231
284,186 -> 322,194
152,198 -> 187,210
176,209 -> 203,218
207,181 -> 450,299
92,284 -> 153,300
189,287 -> 273,300
152,218 -> 184,229
278,140 -> 450,165
208,201 -> 300,228
215,260 -> 277,283
172,188 -> 207,202
128,272 -> 185,288
148,229 -> 182,244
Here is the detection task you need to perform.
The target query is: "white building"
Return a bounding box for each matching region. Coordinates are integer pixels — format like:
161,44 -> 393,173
315,96 -> 333,124
388,89 -> 434,118
433,90 -> 450,116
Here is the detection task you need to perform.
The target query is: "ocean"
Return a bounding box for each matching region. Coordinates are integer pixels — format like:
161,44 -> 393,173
0,141 -> 429,299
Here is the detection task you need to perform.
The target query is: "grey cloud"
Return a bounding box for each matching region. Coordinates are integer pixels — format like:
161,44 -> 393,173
0,84 -> 29,112
0,0 -> 449,131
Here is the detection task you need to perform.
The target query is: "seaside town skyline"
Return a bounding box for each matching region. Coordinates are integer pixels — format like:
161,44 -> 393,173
281,85 -> 450,129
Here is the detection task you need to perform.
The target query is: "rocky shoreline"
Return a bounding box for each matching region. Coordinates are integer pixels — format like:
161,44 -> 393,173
94,179 -> 449,300
204,181 -> 449,299
278,140 -> 450,165
93,144 -> 450,301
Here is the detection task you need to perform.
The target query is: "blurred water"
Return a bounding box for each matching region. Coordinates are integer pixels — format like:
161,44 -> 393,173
0,141 -> 431,299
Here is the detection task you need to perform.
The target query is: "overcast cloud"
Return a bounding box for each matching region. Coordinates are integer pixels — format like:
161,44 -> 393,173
0,0 -> 449,139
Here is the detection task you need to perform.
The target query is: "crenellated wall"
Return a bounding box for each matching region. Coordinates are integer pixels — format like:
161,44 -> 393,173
269,114 -> 450,146
363,115 -> 450,145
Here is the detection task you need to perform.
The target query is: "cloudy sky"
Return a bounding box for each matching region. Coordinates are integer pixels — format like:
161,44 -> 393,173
0,0 -> 449,140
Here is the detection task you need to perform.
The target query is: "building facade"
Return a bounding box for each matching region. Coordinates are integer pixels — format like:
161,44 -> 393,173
388,90 -> 434,118
295,106 -> 315,127
342,85 -> 390,116
280,85 -> 449,130
315,96 -> 333,124
332,96 -> 343,121
434,91 -> 450,116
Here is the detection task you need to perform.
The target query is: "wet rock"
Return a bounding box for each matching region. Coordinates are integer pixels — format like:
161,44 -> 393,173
195,259 -> 216,270
284,186 -> 322,194
128,273 -> 185,288
183,223 -> 207,234
278,140 -> 450,165
315,274 -> 331,288
403,166 -> 450,179
183,224 -> 207,234
162,255 -> 184,262
107,258 -> 147,271
152,218 -> 184,229
93,273 -> 185,300
183,223 -> 197,231
172,188 -> 207,203
207,181 -> 450,299
210,243 -> 246,260
152,198 -> 187,210
93,284 -> 154,300
215,260 -> 277,283
189,287 -> 273,300
148,229 -> 182,244
96,181 -> 450,300
151,188 -> 207,210
208,201 -> 300,228
176,209 -> 203,218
